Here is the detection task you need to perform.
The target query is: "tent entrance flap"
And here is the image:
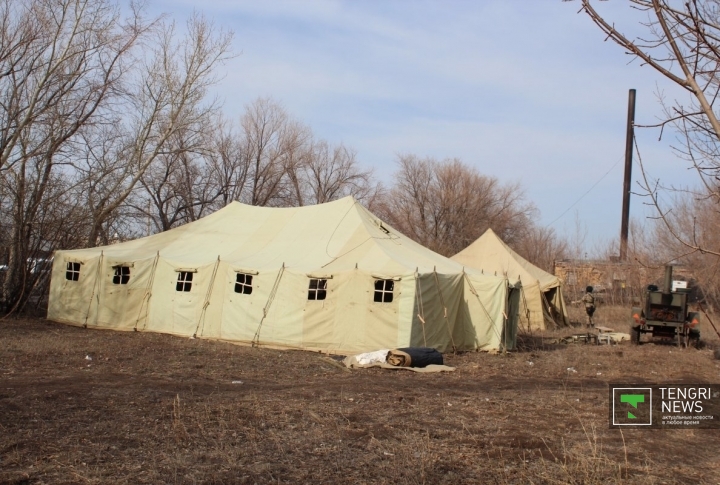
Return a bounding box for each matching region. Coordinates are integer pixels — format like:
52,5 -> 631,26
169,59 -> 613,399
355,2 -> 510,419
503,284 -> 520,351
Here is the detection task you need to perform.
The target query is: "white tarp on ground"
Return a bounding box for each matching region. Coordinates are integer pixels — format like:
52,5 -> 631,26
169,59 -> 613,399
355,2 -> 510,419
48,197 -> 519,354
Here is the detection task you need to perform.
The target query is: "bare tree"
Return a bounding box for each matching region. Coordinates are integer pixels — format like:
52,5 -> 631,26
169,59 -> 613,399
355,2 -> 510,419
128,99 -> 381,235
287,140 -> 376,206
0,0 -> 152,313
206,115 -> 249,208
0,5 -> 234,314
233,97 -> 379,209
77,13 -> 234,245
379,155 -> 537,257
576,0 -> 720,258
239,98 -> 310,207
0,0 -> 148,173
130,124 -> 226,233
647,191 -> 720,304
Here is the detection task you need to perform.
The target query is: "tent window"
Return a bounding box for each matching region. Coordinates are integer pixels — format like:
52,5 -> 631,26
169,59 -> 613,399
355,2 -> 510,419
113,266 -> 130,285
308,278 -> 327,301
176,271 -> 193,292
374,279 -> 394,303
234,273 -> 253,294
66,262 -> 80,281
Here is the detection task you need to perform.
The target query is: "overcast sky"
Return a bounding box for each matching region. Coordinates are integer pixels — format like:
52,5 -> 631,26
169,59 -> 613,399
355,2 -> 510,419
150,0 -> 696,251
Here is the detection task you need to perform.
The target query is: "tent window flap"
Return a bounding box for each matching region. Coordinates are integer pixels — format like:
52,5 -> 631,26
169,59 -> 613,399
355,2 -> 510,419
113,266 -> 130,285
66,262 -> 80,281
374,279 -> 394,303
234,273 -> 253,294
176,271 -> 193,292
308,278 -> 327,301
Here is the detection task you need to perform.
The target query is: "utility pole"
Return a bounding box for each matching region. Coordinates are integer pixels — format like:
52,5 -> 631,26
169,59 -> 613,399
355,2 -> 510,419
620,89 -> 636,261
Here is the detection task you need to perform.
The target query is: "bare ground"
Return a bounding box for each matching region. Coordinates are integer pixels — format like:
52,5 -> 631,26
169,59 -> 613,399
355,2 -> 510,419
1,308 -> 720,484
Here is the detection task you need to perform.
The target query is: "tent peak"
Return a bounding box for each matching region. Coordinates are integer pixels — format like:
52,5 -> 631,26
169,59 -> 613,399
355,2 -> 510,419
226,195 -> 359,211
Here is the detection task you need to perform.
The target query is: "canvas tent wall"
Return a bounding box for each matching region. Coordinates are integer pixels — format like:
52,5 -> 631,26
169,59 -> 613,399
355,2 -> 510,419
48,197 -> 519,354
451,229 -> 568,331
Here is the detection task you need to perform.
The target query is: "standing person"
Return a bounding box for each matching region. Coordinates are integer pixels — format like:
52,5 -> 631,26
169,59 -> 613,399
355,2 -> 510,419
582,286 -> 596,328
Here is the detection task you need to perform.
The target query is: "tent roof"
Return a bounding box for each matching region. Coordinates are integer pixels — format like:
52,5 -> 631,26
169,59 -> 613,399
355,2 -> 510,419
71,197 -> 501,278
451,229 -> 560,290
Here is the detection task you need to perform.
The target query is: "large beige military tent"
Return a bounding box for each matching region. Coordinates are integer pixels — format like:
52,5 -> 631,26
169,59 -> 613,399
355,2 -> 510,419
451,229 -> 568,331
48,197 -> 519,354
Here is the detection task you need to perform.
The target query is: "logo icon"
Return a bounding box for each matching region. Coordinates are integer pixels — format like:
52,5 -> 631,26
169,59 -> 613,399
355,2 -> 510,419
612,387 -> 652,426
620,394 -> 644,419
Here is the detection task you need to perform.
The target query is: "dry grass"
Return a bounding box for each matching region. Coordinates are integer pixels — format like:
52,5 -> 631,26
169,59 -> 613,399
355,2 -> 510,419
1,311 -> 720,484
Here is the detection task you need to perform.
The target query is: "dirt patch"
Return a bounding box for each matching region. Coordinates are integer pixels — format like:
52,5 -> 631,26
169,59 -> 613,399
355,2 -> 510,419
1,316 -> 719,484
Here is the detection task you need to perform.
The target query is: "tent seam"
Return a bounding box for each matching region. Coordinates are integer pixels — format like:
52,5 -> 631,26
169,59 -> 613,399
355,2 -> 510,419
135,252 -> 160,331
195,256 -> 221,338
462,272 -> 504,348
432,267 -> 456,353
84,251 -> 103,328
252,263 -> 285,347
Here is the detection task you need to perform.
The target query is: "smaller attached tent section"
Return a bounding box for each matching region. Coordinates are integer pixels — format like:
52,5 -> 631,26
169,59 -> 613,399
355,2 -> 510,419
47,197 -> 520,354
451,229 -> 568,331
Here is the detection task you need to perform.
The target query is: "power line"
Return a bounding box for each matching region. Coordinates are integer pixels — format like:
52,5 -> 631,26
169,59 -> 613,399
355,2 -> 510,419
546,156 -> 623,228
